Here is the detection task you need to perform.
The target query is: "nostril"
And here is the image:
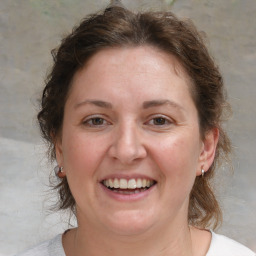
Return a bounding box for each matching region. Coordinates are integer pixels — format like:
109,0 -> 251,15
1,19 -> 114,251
106,124 -> 147,164
108,141 -> 147,164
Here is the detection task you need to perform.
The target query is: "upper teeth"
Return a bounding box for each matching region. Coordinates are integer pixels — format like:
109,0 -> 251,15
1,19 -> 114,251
103,178 -> 154,189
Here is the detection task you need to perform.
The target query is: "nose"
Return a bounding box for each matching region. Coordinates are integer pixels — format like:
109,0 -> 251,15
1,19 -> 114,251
108,121 -> 147,164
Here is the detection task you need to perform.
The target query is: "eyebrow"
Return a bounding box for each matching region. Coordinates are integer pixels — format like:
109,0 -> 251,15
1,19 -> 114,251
75,100 -> 113,109
74,99 -> 184,111
143,99 -> 185,111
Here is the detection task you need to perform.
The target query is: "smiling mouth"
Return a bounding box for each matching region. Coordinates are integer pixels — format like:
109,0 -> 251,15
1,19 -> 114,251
101,178 -> 156,194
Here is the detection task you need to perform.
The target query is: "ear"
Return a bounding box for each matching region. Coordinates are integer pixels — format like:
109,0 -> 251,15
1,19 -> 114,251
54,135 -> 64,167
196,128 -> 219,176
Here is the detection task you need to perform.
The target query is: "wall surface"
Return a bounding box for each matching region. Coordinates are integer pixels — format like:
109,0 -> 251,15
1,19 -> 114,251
0,0 -> 255,255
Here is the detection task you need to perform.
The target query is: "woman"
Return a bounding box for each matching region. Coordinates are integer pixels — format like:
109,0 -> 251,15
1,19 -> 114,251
17,5 -> 255,256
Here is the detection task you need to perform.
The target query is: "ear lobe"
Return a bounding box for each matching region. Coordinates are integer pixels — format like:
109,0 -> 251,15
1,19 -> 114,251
197,128 -> 219,176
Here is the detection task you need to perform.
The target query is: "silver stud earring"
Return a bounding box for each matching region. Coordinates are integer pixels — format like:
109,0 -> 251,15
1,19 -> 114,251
54,165 -> 65,178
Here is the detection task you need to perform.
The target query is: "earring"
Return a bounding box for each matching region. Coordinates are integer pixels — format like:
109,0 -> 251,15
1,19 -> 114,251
54,165 -> 65,178
201,169 -> 205,177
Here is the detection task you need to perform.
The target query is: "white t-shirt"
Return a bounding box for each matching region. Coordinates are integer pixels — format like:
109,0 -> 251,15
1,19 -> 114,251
207,232 -> 255,256
16,231 -> 255,256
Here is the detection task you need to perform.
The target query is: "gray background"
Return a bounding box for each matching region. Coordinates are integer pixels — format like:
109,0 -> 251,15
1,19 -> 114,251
0,0 -> 255,255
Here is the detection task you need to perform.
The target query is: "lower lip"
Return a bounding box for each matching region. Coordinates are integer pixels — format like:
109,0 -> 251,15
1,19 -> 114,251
100,183 -> 156,202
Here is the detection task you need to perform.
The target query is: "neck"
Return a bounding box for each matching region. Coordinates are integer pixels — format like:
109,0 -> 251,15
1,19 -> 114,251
64,218 -> 194,256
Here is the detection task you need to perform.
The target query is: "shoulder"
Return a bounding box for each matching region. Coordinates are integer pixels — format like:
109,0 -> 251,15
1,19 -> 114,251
207,231 -> 255,256
15,234 -> 65,256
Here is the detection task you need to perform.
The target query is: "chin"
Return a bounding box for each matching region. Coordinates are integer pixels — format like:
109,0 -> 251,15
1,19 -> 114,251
103,209 -> 156,236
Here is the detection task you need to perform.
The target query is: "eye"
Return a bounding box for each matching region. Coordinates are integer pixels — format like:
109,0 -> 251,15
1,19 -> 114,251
152,117 -> 169,125
83,116 -> 109,127
146,115 -> 172,127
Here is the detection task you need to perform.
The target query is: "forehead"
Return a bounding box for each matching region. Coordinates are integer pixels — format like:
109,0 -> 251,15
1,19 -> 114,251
81,46 -> 190,80
69,46 -> 194,104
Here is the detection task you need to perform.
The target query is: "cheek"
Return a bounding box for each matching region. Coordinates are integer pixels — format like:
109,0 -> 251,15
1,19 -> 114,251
61,132 -> 108,207
61,130 -> 106,178
151,132 -> 201,187
151,135 -> 201,211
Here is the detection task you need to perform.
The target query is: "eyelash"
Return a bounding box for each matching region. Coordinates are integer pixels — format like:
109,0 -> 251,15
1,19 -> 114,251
82,115 -> 110,127
146,115 -> 173,126
82,115 -> 173,128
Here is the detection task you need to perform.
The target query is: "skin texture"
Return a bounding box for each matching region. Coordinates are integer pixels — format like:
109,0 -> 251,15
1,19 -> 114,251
56,46 -> 218,256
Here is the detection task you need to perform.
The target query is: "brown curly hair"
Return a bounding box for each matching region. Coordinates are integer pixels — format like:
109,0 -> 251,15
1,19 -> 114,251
38,6 -> 231,229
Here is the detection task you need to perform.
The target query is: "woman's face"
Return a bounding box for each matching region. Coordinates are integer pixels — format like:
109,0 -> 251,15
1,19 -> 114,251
56,46 -> 216,235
